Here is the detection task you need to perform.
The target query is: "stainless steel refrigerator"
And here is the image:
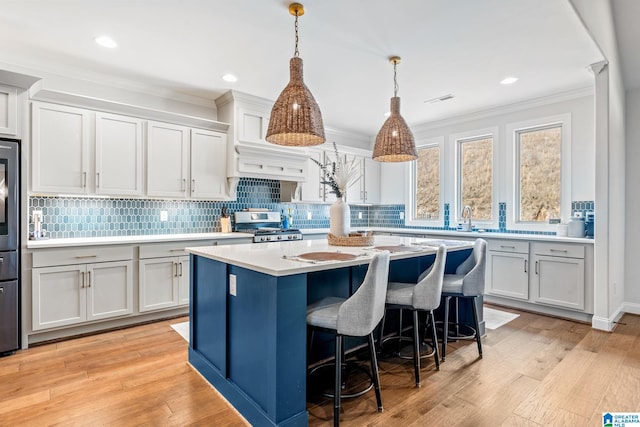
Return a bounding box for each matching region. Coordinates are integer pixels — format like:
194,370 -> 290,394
0,138 -> 19,356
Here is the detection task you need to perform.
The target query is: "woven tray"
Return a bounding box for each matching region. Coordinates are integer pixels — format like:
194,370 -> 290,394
327,232 -> 374,247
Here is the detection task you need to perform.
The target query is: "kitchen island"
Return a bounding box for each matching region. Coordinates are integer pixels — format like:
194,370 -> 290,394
186,236 -> 475,427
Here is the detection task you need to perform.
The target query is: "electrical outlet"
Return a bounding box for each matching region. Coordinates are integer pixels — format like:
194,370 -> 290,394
229,274 -> 237,296
307,211 -> 312,220
358,212 -> 363,219
400,212 -> 405,220
160,210 -> 168,222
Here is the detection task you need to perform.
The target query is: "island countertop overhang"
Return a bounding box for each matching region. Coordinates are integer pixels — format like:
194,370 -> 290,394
186,235 -> 474,277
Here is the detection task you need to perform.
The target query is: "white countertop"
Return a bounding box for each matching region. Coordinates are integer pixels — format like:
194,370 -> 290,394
187,235 -> 473,277
301,227 -> 593,244
26,227 -> 593,249
26,232 -> 254,249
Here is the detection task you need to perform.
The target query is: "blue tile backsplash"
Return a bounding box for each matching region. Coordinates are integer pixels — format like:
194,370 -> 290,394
28,178 -> 595,239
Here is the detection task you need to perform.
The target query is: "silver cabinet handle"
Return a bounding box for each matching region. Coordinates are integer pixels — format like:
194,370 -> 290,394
179,262 -> 183,277
75,255 -> 97,259
170,249 -> 185,252
192,179 -> 196,193
88,271 -> 91,288
83,172 -> 87,188
500,245 -> 516,249
174,262 -> 178,277
524,259 -> 527,273
549,249 -> 568,253
182,178 -> 187,192
96,172 -> 100,188
81,271 -> 85,288
535,260 -> 539,274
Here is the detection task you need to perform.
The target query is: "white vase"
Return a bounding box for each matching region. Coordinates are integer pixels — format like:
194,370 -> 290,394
330,197 -> 351,237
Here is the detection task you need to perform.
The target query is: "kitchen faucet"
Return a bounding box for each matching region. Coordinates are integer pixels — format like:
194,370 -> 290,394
461,205 -> 473,231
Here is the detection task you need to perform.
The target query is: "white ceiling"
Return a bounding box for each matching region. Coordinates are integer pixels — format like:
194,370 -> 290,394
0,0 -> 603,135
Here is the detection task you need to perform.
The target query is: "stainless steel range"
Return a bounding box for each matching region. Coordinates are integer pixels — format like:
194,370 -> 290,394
234,211 -> 303,243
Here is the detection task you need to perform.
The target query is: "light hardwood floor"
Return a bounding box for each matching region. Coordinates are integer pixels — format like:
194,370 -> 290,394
1,307 -> 639,426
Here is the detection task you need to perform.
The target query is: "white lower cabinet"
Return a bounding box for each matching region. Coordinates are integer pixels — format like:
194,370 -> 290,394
531,243 -> 585,311
484,238 -> 589,315
139,256 -> 189,312
32,260 -> 133,331
486,240 -> 529,300
137,241 -> 216,312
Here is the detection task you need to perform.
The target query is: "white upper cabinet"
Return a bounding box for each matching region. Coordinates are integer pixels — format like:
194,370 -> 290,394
146,121 -> 190,198
363,157 -> 380,204
32,102 -> 91,194
297,148 -> 325,202
95,112 -> 143,196
0,84 -> 18,136
190,128 -> 227,199
344,153 -> 364,204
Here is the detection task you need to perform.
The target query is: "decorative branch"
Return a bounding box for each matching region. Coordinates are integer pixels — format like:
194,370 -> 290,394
311,142 -> 361,200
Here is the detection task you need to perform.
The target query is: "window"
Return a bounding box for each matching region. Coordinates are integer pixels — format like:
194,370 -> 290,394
506,114 -> 571,231
407,137 -> 443,225
516,125 -> 562,222
458,135 -> 493,222
415,145 -> 440,220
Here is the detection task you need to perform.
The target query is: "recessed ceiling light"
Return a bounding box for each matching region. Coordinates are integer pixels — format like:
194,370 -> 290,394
500,76 -> 519,85
222,73 -> 238,83
95,35 -> 117,49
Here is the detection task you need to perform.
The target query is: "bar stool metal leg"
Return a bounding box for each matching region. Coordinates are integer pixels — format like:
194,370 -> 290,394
429,311 -> 440,370
334,334 -> 343,427
442,295 -> 451,361
412,310 -> 421,387
368,333 -> 383,412
471,297 -> 483,358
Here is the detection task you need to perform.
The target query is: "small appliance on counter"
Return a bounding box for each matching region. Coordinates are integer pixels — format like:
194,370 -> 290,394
584,211 -> 594,238
567,215 -> 585,238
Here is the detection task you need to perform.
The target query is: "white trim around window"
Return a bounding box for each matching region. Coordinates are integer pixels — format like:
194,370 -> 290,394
450,127 -> 500,230
406,136 -> 445,227
505,113 -> 571,232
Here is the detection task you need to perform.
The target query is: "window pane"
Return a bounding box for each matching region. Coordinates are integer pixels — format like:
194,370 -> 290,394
518,126 -> 561,221
460,137 -> 493,221
415,146 -> 440,220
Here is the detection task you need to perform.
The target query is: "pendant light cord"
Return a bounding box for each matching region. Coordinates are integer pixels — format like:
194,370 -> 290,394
393,60 -> 399,97
294,11 -> 300,57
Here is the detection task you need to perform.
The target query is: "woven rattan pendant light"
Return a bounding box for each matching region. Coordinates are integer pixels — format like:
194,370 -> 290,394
373,56 -> 417,162
266,3 -> 325,147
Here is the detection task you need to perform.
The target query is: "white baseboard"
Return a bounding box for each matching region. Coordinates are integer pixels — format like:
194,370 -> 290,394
623,302 -> 640,315
591,304 -> 625,331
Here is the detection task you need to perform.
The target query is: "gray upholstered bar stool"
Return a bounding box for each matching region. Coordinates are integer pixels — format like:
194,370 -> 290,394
441,238 -> 487,361
381,245 -> 446,387
306,251 -> 390,427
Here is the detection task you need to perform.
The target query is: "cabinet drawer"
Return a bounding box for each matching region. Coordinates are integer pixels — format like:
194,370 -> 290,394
487,239 -> 529,254
33,246 -> 133,268
533,243 -> 584,259
139,241 -> 216,259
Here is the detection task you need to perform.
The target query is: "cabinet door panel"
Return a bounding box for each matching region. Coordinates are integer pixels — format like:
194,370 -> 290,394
344,154 -> 364,203
178,256 -> 190,306
32,265 -> 85,330
32,103 -> 90,194
299,150 -> 324,202
190,129 -> 227,199
147,122 -> 189,197
87,261 -> 133,320
487,251 -> 529,300
363,157 -> 380,203
96,113 -> 143,196
0,84 -> 17,135
534,255 -> 585,310
139,258 -> 178,312
238,107 -> 269,144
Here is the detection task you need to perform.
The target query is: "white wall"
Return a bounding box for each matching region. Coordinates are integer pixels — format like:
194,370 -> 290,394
380,92 -> 595,207
625,87 -> 640,309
